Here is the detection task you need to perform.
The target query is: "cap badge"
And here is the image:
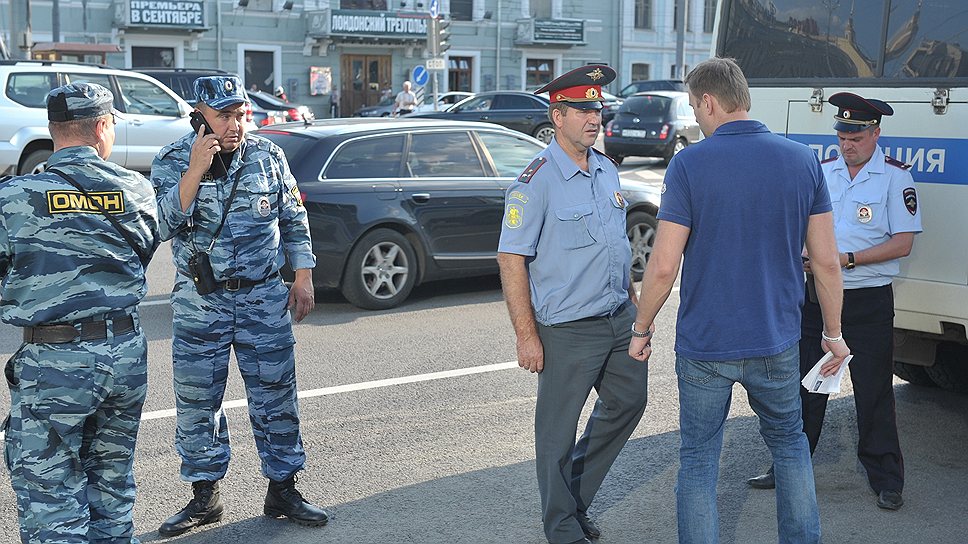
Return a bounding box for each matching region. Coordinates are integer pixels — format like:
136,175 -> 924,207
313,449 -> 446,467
555,93 -> 566,101
225,80 -> 234,91
843,110 -> 851,119
585,88 -> 599,99
587,68 -> 605,81
857,204 -> 872,224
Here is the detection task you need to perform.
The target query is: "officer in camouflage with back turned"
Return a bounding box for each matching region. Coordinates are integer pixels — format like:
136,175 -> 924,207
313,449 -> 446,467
1,82 -> 159,543
151,75 -> 327,537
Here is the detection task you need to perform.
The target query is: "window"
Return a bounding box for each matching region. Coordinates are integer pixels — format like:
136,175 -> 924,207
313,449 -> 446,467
131,46 -> 175,68
670,65 -> 688,78
340,0 -> 386,8
493,94 -> 541,110
477,132 -> 544,177
448,57 -> 472,91
621,95 -> 672,118
631,63 -> 650,81
453,95 -> 493,112
673,0 -> 686,31
451,0 -> 473,21
530,0 -> 551,18
5,73 -> 57,108
703,0 -> 716,33
63,73 -> 121,110
325,135 -> 404,179
243,50 -> 275,93
407,132 -> 484,177
526,59 -> 554,88
634,0 -> 652,30
115,76 -> 180,117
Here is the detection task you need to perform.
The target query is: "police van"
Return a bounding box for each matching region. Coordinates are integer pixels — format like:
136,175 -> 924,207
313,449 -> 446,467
713,0 -> 968,390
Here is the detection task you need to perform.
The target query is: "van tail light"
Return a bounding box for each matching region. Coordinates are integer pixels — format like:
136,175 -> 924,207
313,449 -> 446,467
287,108 -> 302,121
605,120 -> 614,137
659,124 -> 670,140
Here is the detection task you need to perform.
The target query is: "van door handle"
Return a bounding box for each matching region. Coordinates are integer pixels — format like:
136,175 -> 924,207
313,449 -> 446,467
411,193 -> 431,202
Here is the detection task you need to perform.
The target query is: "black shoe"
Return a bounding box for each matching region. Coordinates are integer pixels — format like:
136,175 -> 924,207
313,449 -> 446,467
265,473 -> 330,527
876,490 -> 904,510
158,480 -> 224,537
747,466 -> 775,489
575,510 -> 601,539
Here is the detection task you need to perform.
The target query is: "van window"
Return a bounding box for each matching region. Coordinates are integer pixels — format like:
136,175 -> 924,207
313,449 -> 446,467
5,73 -> 57,108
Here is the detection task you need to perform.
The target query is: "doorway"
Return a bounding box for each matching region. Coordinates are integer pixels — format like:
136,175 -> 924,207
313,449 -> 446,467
341,55 -> 391,117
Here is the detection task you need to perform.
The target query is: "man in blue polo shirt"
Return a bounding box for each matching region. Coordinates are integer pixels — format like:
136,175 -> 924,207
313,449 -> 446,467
628,58 -> 851,543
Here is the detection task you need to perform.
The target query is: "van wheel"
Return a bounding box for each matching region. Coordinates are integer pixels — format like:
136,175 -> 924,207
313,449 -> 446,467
627,211 -> 657,281
924,342 -> 968,393
341,229 -> 418,310
20,149 -> 52,175
893,361 -> 936,387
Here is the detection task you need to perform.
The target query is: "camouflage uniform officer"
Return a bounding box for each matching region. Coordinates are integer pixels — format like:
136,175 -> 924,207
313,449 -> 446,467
151,76 -> 327,537
1,82 -> 159,543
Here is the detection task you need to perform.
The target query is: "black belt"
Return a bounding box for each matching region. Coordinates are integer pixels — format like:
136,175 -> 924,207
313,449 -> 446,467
23,315 -> 135,344
219,272 -> 279,292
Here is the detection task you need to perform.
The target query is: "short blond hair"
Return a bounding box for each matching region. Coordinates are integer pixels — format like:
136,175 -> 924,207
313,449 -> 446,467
684,57 -> 751,113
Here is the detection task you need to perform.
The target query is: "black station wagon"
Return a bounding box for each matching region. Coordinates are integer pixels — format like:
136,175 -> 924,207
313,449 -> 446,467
258,118 -> 660,310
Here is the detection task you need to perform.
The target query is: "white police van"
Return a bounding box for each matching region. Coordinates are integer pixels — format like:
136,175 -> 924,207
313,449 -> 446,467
713,0 -> 968,390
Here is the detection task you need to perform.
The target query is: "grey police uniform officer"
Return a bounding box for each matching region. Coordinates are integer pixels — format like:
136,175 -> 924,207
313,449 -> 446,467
748,92 -> 921,511
497,65 -> 649,544
1,82 -> 159,543
151,76 -> 328,536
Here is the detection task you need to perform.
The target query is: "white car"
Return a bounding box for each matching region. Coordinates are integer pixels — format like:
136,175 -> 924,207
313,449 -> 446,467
414,91 -> 474,113
0,61 -> 194,175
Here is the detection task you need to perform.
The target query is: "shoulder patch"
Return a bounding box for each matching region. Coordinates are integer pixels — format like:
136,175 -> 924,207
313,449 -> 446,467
517,157 -> 546,183
885,155 -> 912,170
821,155 -> 839,164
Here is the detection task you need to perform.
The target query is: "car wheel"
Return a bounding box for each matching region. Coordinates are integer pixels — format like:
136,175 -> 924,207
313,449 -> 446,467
662,137 -> 687,166
893,361 -> 936,387
341,229 -> 418,310
20,149 -> 52,175
533,124 -> 555,144
924,342 -> 968,393
381,112 -> 390,117
626,211 -> 657,281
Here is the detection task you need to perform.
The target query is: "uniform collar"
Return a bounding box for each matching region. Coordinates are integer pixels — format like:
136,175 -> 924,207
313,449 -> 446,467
48,145 -> 102,166
712,119 -> 770,136
829,143 -> 886,181
548,137 -> 603,181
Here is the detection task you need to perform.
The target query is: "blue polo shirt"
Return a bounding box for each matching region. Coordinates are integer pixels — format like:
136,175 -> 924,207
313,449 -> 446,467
498,138 -> 631,326
659,120 -> 832,360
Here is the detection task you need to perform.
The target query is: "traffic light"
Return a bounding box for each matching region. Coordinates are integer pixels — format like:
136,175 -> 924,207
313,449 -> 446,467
427,16 -> 451,57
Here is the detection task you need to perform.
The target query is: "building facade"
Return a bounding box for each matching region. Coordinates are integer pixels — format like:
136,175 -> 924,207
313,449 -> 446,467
3,0 -> 714,117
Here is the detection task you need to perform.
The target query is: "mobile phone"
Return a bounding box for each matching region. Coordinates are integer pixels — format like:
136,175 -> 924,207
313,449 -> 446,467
190,111 -> 214,135
189,111 -> 228,179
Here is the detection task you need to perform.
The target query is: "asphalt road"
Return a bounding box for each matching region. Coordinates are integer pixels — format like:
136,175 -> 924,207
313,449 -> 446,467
1,157 -> 966,543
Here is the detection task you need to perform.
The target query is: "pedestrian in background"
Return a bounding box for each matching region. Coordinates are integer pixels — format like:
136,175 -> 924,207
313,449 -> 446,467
628,57 -> 850,544
394,80 -> 417,116
747,92 -> 920,511
151,75 -> 327,537
1,82 -> 159,543
498,64 -> 650,544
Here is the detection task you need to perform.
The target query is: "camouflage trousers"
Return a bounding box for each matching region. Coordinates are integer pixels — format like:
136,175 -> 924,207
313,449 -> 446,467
4,319 -> 147,544
170,274 -> 305,482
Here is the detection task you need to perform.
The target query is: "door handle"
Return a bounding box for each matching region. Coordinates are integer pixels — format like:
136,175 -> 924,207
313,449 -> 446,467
480,115 -> 489,120
411,193 -> 431,203
526,115 -> 533,119
129,119 -> 143,126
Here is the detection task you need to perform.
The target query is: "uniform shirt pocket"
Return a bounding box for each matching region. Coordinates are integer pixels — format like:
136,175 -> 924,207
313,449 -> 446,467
554,203 -> 598,249
249,192 -> 279,221
849,191 -> 884,231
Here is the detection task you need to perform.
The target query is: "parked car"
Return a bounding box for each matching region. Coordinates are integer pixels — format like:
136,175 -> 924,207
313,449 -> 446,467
0,60 -> 193,175
256,118 -> 660,309
600,90 -> 623,124
410,91 -> 555,144
133,67 -> 261,130
616,79 -> 685,98
353,96 -> 395,117
414,91 -> 474,113
248,90 -> 314,122
604,91 -> 702,165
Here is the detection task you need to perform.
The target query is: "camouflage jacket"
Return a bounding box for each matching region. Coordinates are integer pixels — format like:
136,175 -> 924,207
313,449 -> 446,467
0,146 -> 160,326
151,132 -> 314,281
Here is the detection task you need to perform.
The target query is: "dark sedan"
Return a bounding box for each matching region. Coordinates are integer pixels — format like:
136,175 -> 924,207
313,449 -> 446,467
257,119 -> 660,309
604,91 -> 703,165
410,91 -> 555,144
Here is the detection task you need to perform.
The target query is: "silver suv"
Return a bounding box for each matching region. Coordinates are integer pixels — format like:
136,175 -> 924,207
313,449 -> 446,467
0,60 -> 193,175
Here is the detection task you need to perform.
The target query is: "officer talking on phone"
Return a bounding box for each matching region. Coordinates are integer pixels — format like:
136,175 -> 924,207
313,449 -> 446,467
151,75 -> 328,537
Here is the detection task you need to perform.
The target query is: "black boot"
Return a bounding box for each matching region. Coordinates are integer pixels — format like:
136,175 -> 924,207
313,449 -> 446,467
158,480 -> 224,537
264,473 -> 329,527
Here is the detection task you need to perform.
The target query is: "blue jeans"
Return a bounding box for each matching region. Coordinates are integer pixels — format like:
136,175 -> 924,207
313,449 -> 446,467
675,345 -> 820,544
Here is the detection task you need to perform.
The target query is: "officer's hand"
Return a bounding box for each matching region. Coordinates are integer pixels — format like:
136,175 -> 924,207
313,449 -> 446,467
628,323 -> 655,362
517,333 -> 544,374
820,338 -> 851,376
188,125 -> 220,176
289,270 -> 315,322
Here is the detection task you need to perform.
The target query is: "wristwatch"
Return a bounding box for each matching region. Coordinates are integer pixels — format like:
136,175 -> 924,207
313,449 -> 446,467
846,252 -> 856,270
631,323 -> 651,338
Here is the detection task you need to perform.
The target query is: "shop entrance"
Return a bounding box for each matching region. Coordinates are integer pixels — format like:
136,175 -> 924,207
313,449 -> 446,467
341,55 -> 391,117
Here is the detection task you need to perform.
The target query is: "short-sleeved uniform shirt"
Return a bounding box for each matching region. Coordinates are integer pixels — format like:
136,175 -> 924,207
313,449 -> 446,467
498,138 -> 631,326
658,120 -> 832,360
822,145 -> 922,289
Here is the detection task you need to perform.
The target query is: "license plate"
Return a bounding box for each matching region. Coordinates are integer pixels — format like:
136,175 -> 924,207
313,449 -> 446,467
622,129 -> 647,138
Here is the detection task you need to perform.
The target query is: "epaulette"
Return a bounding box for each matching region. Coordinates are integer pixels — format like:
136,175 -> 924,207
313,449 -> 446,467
821,155 -> 838,164
885,155 -> 912,170
517,156 -> 546,183
158,144 -> 181,161
592,147 -> 619,166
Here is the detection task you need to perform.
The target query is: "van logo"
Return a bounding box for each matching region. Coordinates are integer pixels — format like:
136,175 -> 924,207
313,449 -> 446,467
47,190 -> 125,214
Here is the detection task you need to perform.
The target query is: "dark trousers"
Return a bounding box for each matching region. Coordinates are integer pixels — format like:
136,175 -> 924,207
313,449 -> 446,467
534,302 -> 649,543
799,283 -> 904,492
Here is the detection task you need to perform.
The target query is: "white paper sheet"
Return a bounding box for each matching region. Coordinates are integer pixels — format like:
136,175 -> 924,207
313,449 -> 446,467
801,352 -> 854,394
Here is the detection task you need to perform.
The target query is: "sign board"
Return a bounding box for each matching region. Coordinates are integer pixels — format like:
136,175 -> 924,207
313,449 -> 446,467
128,0 -> 205,27
533,19 -> 584,43
309,10 -> 429,38
429,0 -> 439,18
426,58 -> 446,71
412,65 -> 430,86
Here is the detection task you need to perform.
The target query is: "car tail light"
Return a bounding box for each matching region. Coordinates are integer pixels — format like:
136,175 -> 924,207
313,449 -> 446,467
287,108 -> 302,121
300,191 -> 307,205
605,121 -> 614,137
245,102 -> 254,124
260,117 -> 274,126
659,124 -> 670,140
